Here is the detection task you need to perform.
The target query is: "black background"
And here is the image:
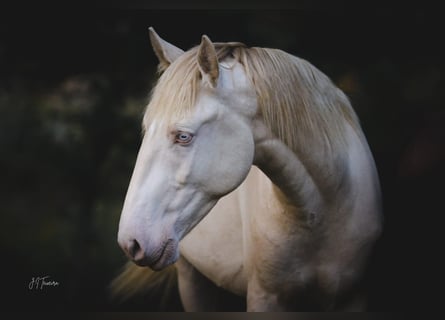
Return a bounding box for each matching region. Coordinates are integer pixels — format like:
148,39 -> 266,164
0,0 -> 444,311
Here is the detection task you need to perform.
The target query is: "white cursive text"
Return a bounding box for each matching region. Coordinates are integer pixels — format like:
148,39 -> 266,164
28,276 -> 60,290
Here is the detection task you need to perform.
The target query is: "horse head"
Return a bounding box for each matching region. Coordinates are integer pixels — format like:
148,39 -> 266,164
117,29 -> 257,270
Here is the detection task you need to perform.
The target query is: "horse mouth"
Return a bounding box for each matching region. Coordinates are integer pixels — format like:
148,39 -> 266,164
147,238 -> 176,271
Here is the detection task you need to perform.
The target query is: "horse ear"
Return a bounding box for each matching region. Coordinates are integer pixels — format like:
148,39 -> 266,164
197,35 -> 219,88
148,27 -> 184,70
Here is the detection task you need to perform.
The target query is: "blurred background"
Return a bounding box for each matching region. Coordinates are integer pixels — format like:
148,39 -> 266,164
0,2 -> 444,311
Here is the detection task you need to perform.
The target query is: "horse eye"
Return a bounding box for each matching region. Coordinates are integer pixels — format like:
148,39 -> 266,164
175,132 -> 194,145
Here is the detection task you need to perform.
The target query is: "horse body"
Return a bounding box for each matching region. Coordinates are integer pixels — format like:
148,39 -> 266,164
115,28 -> 382,311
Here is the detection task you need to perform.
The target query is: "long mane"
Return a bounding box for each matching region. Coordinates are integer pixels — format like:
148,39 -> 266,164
143,42 -> 360,157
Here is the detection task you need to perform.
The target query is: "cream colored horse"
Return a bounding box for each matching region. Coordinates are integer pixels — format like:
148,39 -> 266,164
113,28 -> 382,311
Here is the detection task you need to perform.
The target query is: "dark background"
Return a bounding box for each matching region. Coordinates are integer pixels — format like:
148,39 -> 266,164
1,1 -> 444,311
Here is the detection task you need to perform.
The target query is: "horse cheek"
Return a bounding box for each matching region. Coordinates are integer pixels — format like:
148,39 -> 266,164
197,129 -> 254,197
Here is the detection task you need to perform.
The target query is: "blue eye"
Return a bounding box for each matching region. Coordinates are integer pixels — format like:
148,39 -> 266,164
175,131 -> 194,145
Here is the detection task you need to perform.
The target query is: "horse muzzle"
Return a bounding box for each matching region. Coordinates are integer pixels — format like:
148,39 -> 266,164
118,236 -> 178,271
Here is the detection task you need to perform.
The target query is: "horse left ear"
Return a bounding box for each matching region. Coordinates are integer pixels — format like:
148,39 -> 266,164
197,35 -> 219,88
149,27 -> 184,71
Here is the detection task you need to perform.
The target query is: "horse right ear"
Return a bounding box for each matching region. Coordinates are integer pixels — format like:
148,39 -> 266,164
149,27 -> 184,71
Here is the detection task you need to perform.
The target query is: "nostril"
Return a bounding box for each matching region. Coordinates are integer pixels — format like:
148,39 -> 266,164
127,239 -> 143,260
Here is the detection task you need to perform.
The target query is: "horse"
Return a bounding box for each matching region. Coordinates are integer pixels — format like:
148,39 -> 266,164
112,27 -> 383,311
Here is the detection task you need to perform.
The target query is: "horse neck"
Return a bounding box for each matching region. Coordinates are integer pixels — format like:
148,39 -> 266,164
252,117 -> 352,226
